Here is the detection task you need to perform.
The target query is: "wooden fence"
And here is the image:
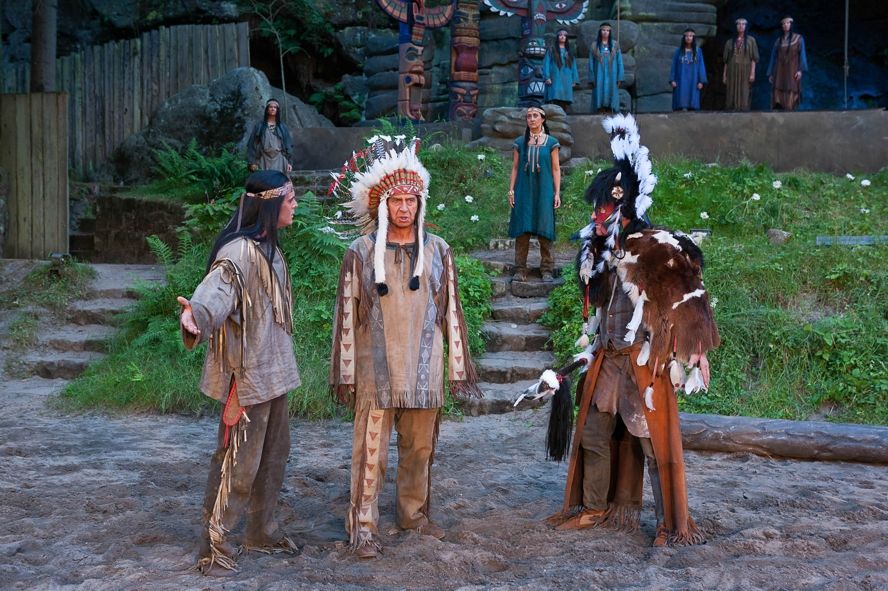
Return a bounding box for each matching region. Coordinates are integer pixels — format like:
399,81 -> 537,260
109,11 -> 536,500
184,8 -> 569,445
0,93 -> 68,259
0,22 -> 250,177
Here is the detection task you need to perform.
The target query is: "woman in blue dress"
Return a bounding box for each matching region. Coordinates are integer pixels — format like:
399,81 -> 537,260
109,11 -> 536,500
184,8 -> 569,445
544,29 -> 580,110
670,28 -> 708,111
588,22 -> 624,113
507,106 -> 561,282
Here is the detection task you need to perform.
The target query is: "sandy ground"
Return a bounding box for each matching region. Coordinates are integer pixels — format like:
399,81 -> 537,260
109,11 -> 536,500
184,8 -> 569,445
0,377 -> 886,591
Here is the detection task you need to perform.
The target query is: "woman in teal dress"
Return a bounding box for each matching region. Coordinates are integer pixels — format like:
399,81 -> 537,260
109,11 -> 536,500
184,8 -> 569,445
544,29 -> 580,110
589,22 -> 624,113
507,106 -> 561,282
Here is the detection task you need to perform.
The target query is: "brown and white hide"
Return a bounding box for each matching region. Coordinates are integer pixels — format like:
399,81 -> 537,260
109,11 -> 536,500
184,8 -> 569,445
612,229 -> 720,371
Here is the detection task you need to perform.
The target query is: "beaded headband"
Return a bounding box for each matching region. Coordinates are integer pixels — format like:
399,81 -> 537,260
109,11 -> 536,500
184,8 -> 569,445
245,181 -> 294,201
526,106 -> 546,117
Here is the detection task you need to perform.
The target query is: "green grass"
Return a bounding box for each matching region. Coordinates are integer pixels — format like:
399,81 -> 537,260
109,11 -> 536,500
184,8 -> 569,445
6,312 -> 39,349
62,138 -> 887,425
0,259 -> 96,315
543,159 -> 887,425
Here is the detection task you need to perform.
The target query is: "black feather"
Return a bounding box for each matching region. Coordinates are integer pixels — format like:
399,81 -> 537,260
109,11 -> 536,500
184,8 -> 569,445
546,376 -> 574,462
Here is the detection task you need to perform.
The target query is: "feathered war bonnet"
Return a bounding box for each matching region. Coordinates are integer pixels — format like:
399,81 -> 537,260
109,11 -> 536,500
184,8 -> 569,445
575,113 -> 657,289
335,135 -> 431,296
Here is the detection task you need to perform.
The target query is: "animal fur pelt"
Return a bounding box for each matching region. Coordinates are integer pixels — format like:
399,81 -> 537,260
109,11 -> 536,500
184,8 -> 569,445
612,228 -> 720,370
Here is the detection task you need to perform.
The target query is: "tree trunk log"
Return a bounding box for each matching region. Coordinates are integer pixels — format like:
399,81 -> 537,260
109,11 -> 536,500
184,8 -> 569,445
31,0 -> 58,92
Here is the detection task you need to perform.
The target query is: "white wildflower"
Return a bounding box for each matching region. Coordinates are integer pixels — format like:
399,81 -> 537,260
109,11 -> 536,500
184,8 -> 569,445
683,172 -> 693,179
710,297 -> 718,309
464,195 -> 474,203
477,154 -> 486,161
470,215 -> 480,222
334,210 -> 343,219
700,211 -> 710,220
772,180 -> 782,189
585,169 -> 595,176
846,173 -> 855,181
751,193 -> 761,201
436,203 -> 446,211
861,179 -> 871,187
860,207 -> 871,214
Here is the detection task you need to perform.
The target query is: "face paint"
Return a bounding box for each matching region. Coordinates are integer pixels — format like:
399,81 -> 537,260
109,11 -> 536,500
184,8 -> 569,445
593,203 -> 617,225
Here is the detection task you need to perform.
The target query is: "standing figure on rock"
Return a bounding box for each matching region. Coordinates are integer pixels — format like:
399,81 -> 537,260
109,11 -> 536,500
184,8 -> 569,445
768,16 -> 808,111
723,18 -> 759,111
328,136 -> 482,559
178,170 -> 301,575
544,114 -> 719,547
588,23 -> 624,114
508,106 -> 561,283
670,28 -> 708,111
544,29 -> 580,111
246,99 -> 294,175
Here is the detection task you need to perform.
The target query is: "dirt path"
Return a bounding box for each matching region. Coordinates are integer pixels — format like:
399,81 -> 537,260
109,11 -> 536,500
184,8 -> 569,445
1,377 -> 886,591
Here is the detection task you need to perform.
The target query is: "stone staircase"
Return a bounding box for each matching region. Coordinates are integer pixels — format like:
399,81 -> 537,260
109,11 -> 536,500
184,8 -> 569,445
19,264 -> 164,380
461,240 -> 575,416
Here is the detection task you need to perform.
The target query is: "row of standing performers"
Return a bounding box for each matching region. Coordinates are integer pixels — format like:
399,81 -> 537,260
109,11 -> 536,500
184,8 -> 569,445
544,17 -> 809,113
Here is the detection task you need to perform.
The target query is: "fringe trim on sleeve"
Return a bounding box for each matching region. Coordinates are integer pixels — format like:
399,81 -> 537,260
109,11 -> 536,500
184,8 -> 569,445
330,248 -> 362,408
207,259 -> 247,378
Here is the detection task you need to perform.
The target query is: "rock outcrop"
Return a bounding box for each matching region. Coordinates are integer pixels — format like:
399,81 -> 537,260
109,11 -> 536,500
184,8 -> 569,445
111,67 -> 333,183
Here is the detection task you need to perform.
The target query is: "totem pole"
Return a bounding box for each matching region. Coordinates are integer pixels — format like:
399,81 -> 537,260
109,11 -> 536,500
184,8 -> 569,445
375,0 -> 456,120
483,0 -> 588,106
449,0 -> 481,120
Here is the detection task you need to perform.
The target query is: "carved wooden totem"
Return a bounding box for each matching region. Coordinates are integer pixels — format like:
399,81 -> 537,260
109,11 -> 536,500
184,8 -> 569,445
483,0 -> 587,106
449,0 -> 481,120
376,0 -> 456,120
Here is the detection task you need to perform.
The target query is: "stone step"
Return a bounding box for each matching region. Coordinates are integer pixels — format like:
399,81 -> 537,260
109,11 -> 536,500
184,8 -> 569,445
471,246 -> 576,275
489,275 -> 566,299
89,264 -> 165,299
20,350 -> 105,380
491,296 -> 549,323
475,351 -> 556,383
39,324 -> 116,353
67,298 -> 135,326
510,276 -> 566,298
482,321 -> 551,352
460,380 -> 547,417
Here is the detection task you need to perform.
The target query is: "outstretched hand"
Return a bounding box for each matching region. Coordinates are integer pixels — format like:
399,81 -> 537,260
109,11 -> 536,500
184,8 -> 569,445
177,296 -> 200,336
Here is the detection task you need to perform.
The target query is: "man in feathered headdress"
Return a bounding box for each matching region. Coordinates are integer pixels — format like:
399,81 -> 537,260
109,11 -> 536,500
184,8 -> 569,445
328,136 -> 482,558
546,114 -> 719,546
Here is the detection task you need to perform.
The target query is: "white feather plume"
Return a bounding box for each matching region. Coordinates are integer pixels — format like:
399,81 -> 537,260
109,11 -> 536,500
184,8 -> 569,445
636,338 -> 651,366
684,366 -> 707,394
644,385 -> 656,411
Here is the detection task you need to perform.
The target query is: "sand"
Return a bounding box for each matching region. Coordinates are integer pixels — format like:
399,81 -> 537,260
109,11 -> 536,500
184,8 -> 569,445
1,377 -> 886,591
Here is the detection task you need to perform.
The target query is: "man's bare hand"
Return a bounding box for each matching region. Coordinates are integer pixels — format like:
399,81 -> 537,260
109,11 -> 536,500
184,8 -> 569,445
177,296 -> 200,336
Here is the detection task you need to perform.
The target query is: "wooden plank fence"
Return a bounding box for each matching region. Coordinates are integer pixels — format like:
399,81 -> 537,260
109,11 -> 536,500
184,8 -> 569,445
0,22 -> 250,177
0,93 -> 68,259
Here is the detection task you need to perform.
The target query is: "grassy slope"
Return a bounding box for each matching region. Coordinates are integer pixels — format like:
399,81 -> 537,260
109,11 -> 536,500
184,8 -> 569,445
545,158 -> 887,425
62,139 -> 887,425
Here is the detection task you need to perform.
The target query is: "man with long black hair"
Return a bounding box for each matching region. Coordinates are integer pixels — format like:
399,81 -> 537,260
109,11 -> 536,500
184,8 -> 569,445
178,170 -> 300,575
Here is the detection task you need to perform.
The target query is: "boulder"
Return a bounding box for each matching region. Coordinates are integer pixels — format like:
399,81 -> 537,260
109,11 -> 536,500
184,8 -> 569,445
635,93 -> 674,113
111,67 -> 333,183
767,229 -> 792,245
622,0 -> 718,25
474,105 -> 574,161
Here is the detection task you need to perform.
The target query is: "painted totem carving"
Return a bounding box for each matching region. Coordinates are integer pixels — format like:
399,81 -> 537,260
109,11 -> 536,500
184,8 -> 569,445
483,0 -> 588,106
376,0 -> 456,120
449,0 -> 481,120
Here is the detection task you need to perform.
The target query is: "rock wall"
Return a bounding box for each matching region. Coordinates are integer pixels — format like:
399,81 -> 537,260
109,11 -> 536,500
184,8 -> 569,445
92,194 -> 184,264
